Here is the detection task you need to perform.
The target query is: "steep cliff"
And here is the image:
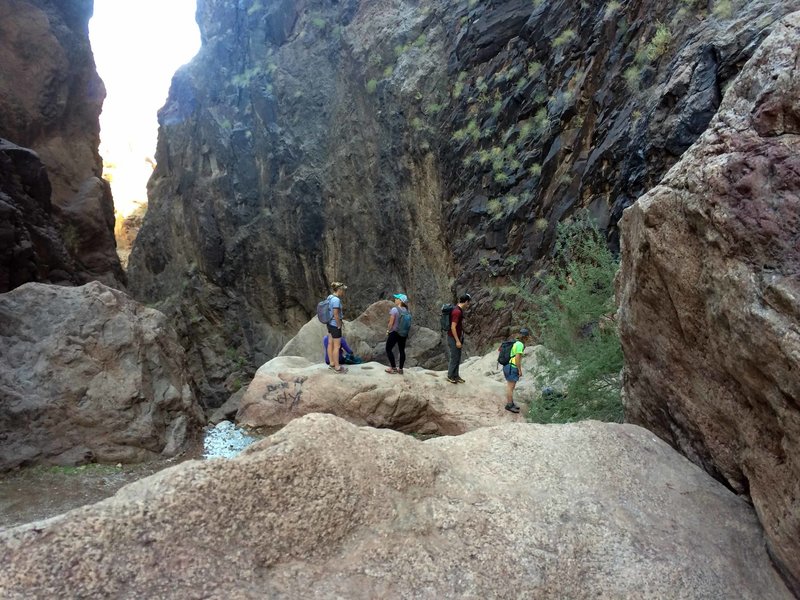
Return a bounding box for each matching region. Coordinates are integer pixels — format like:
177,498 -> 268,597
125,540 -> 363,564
128,0 -> 800,406
617,12 -> 800,593
0,0 -> 124,291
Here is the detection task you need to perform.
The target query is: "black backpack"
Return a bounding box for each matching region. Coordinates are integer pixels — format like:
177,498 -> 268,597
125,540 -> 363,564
440,304 -> 454,332
497,340 -> 514,366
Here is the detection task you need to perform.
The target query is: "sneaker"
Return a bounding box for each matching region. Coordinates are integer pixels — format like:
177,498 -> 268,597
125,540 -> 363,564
397,369 -> 404,375
447,377 -> 458,384
505,403 -> 520,413
456,377 -> 465,383
385,367 -> 398,374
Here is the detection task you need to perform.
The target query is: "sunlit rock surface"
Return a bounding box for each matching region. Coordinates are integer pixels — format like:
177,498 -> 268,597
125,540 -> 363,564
617,12 -> 800,593
0,414 -> 791,598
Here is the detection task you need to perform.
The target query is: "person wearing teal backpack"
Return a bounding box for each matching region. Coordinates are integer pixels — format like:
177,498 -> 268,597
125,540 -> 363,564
385,293 -> 411,374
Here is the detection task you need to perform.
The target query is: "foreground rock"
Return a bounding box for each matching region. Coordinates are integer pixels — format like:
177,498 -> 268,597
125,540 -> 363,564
278,300 -> 447,370
0,282 -> 205,470
617,13 -> 800,593
237,356 -> 520,435
0,414 -> 790,598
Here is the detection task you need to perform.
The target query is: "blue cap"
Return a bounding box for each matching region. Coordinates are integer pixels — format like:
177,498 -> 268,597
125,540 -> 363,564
393,293 -> 408,303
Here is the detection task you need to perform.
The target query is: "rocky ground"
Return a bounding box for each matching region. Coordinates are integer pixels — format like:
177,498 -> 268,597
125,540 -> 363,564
0,414 -> 791,599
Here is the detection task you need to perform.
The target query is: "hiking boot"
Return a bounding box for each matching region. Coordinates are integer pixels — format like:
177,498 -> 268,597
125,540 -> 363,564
397,368 -> 404,375
456,377 -> 465,383
505,403 -> 520,413
385,367 -> 398,374
447,377 -> 458,384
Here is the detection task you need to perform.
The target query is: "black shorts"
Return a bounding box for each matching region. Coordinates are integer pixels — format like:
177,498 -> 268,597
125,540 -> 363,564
326,324 -> 342,339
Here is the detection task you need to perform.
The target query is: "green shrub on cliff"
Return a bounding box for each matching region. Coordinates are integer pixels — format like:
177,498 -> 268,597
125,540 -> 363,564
523,214 -> 623,423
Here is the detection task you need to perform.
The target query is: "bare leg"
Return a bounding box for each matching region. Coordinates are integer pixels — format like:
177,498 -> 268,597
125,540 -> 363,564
328,336 -> 336,369
506,380 -> 516,405
332,338 -> 342,370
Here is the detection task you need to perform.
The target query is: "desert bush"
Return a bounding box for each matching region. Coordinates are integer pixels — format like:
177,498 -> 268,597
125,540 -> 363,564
521,213 -> 623,423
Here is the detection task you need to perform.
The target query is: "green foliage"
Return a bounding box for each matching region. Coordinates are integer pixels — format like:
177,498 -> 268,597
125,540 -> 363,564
534,217 -> 549,231
413,34 -> 428,48
623,65 -> 641,92
62,224 -> 80,253
493,298 -> 508,310
425,102 -> 444,116
712,0 -> 733,19
552,29 -> 576,48
529,162 -> 542,177
487,198 -> 504,219
523,214 -> 623,423
311,17 -> 326,29
603,1 -> 621,19
527,61 -> 542,78
491,99 -> 503,117
366,79 -> 378,94
383,66 -> 394,78
645,23 -> 671,61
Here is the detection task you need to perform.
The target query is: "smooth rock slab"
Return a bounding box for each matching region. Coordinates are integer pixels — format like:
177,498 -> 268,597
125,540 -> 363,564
237,355 -> 520,435
0,414 -> 790,599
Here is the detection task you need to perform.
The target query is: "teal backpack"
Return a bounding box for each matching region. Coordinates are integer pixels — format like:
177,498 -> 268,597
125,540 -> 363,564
397,309 -> 412,337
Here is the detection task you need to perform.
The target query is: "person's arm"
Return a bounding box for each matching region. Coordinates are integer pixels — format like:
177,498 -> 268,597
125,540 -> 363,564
333,307 -> 341,328
513,352 -> 522,377
386,310 -> 396,335
450,311 -> 461,347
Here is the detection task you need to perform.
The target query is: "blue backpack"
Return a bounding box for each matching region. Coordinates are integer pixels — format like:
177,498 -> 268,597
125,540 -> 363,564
397,309 -> 412,337
316,295 -> 334,324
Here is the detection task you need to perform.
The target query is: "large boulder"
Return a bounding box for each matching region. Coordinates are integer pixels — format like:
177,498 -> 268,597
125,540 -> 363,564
616,12 -> 800,593
0,413 -> 791,598
0,282 -> 205,470
237,356 -> 519,435
278,300 -> 447,369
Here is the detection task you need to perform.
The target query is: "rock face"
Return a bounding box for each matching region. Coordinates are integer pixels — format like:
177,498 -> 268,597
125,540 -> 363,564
617,13 -> 800,594
237,356 -> 521,435
127,0 -> 800,402
0,282 -> 205,470
278,300 -> 447,370
0,0 -> 124,291
0,414 -> 791,598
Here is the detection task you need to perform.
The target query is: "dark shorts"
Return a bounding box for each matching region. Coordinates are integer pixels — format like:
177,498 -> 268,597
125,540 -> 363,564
503,363 -> 519,383
326,324 -> 342,339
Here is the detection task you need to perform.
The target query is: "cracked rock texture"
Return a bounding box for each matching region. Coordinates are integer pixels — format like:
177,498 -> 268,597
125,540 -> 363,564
0,0 -> 124,291
0,414 -> 792,599
0,281 -> 205,470
617,12 -> 800,594
127,0 -> 800,407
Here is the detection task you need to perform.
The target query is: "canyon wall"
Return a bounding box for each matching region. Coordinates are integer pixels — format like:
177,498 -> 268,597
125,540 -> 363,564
0,0 -> 124,291
128,0 -> 800,407
617,12 -> 800,593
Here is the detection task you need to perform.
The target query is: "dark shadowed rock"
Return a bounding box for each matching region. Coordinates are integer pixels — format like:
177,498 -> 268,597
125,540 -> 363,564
617,12 -> 800,593
0,0 -> 124,290
127,0 -> 800,401
0,282 -> 205,470
0,414 -> 791,598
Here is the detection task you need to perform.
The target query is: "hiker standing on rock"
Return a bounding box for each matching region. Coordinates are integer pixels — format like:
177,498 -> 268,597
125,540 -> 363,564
504,327 -> 531,413
385,293 -> 411,375
447,293 -> 471,384
326,282 -> 348,374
